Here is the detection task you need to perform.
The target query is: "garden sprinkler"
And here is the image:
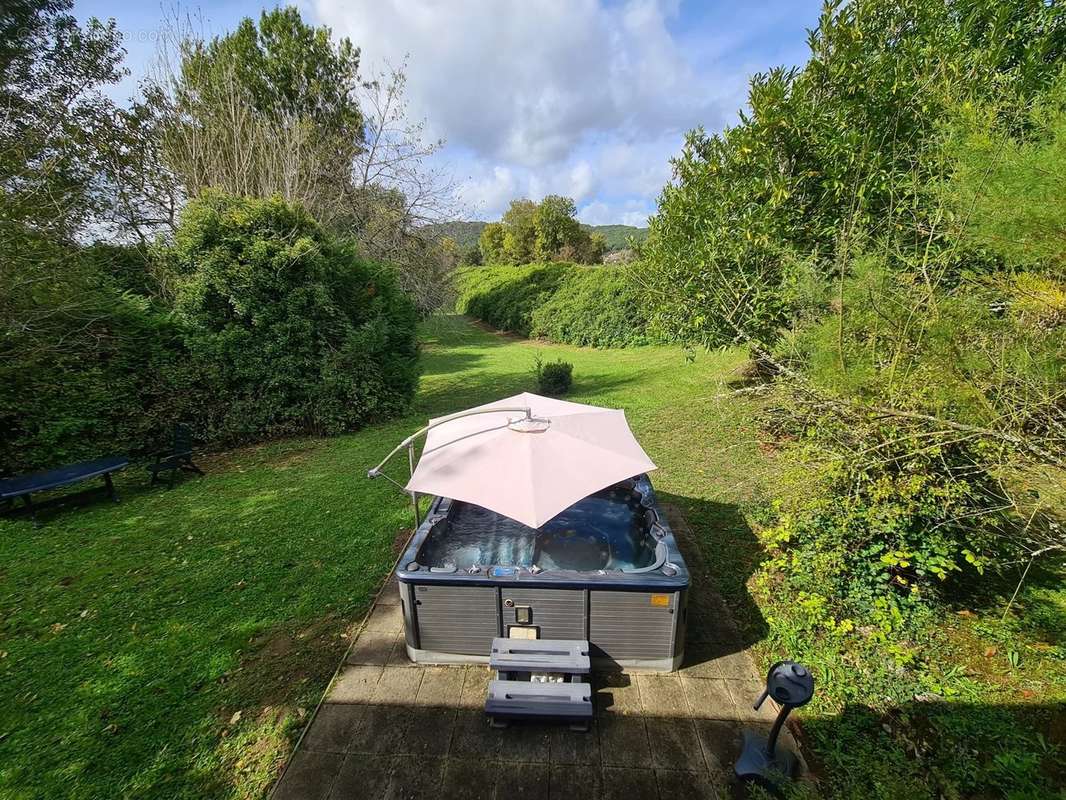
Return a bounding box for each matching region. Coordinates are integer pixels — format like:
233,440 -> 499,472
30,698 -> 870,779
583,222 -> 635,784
735,660 -> 814,792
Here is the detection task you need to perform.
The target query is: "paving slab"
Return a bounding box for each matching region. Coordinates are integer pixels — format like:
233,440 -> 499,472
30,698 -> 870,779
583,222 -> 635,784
603,766 -> 661,800
654,768 -> 723,800
594,671 -> 642,715
646,717 -> 707,772
301,704 -> 367,754
458,667 -> 492,709
414,666 -> 465,708
680,676 -> 738,721
599,714 -> 653,769
273,749 -> 343,800
637,674 -> 689,717
549,765 -> 603,799
383,756 -> 446,800
440,759 -> 498,800
329,665 -> 384,703
345,629 -> 401,667
493,761 -> 548,800
549,718 -> 600,765
327,753 -> 395,800
449,708 -> 501,760
370,666 -> 424,705
363,603 -> 404,635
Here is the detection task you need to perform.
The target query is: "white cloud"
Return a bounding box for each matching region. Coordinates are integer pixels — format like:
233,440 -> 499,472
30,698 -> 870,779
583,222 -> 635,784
312,0 -> 818,223
316,0 -> 722,167
578,199 -> 653,228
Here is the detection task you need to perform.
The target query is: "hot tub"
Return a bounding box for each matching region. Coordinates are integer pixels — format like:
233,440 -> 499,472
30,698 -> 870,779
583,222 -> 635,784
394,474 -> 689,671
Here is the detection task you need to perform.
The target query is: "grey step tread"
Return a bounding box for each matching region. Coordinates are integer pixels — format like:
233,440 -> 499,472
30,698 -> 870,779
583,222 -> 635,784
485,679 -> 593,719
488,638 -> 591,674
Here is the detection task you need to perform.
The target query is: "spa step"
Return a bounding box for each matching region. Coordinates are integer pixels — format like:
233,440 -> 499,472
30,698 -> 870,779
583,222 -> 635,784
489,638 -> 591,675
485,679 -> 593,730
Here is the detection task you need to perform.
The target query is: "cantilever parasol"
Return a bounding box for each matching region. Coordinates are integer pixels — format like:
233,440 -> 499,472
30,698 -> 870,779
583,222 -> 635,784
369,392 -> 656,529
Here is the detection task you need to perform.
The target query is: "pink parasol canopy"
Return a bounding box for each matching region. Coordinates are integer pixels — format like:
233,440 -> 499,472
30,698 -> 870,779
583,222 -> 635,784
403,392 -> 656,528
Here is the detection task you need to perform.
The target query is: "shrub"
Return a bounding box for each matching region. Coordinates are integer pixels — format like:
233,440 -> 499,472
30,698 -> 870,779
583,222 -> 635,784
0,234 -> 188,474
534,357 -> 573,396
167,191 -> 419,442
454,262 -> 653,348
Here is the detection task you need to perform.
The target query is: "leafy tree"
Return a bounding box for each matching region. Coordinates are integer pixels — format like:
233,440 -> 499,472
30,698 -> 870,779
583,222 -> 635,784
501,199 -> 538,264
478,222 -> 507,264
943,73 -> 1066,270
160,8 -> 364,230
0,0 -> 125,238
533,195 -> 581,260
643,0 -> 1066,346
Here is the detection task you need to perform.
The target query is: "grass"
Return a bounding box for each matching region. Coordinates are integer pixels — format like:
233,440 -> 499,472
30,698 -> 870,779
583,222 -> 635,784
0,315 -> 771,799
2,315 -> 1061,799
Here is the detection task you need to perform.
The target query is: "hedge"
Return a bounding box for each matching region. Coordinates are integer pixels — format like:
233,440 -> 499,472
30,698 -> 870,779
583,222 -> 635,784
454,263 -> 653,348
0,193 -> 419,475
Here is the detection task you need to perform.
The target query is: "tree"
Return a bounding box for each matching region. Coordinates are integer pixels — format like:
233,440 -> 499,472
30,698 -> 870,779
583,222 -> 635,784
479,222 -> 506,263
343,61 -> 462,312
158,8 -> 364,230
533,195 -> 581,261
168,190 -> 419,440
502,199 -> 537,264
0,0 -> 125,238
642,0 -> 1066,346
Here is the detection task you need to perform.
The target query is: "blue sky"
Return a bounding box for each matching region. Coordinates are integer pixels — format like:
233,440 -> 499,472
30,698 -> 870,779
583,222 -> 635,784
74,0 -> 824,226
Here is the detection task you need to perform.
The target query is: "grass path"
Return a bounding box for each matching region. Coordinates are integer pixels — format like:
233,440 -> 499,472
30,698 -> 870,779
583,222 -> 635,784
0,316 -> 773,799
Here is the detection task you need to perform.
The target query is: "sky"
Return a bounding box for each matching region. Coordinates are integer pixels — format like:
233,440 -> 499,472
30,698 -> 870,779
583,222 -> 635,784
75,0 -> 824,227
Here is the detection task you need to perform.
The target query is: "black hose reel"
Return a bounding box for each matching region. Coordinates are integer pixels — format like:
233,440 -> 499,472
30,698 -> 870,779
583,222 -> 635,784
734,660 -> 815,790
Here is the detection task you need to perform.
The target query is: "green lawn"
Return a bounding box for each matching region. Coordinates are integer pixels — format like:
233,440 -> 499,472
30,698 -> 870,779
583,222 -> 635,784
2,316 -> 1061,799
0,316 -> 770,799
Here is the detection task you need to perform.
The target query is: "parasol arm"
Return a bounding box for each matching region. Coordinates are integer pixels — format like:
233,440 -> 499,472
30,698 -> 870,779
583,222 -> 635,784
367,405 -> 532,480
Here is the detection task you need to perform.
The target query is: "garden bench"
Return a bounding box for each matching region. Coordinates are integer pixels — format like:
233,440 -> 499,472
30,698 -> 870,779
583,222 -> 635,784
0,455 -> 129,526
148,424 -> 204,488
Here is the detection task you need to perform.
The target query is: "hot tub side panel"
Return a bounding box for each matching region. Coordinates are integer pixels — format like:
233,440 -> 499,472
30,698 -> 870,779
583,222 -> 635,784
409,584 -> 500,656
589,589 -> 686,671
401,581 -> 687,671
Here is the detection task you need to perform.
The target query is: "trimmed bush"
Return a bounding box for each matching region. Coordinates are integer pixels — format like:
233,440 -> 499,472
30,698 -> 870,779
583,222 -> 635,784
534,357 -> 573,396
168,191 -> 419,443
454,262 -> 652,347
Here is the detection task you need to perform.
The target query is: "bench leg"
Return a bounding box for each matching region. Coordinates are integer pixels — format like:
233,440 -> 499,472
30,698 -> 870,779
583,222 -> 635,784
104,473 -> 119,503
489,716 -> 509,729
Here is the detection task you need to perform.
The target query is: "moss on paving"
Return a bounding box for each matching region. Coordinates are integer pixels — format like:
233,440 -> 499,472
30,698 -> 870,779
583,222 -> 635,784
0,316 -> 771,799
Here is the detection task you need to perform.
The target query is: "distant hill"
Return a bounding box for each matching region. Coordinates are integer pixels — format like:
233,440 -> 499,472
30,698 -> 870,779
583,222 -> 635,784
588,224 -> 648,251
419,221 -> 648,253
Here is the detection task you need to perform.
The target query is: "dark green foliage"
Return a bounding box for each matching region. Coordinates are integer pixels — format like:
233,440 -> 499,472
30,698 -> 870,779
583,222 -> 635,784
454,263 -> 652,348
533,357 -> 573,396
644,0 -> 1066,346
588,224 -> 648,252
0,236 -> 187,474
422,220 -> 646,254
169,191 -> 419,443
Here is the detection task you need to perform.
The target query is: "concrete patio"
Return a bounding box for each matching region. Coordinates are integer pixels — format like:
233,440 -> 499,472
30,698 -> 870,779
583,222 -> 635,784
272,510 -> 805,800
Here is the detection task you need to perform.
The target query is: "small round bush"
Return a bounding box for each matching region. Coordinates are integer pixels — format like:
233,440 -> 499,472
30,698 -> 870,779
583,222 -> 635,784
534,357 -> 573,396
